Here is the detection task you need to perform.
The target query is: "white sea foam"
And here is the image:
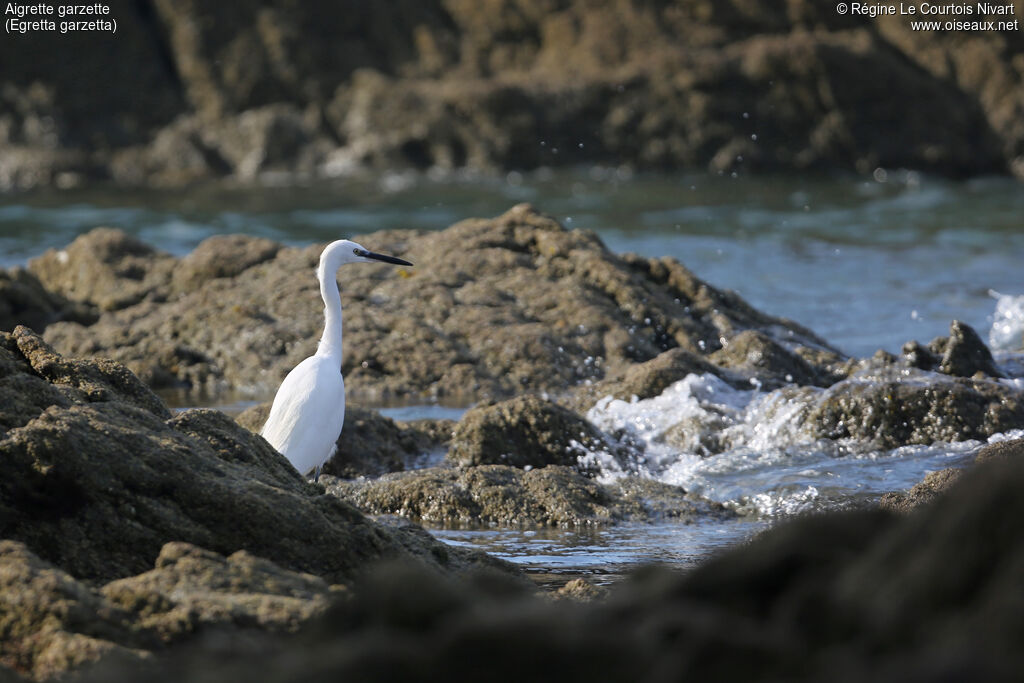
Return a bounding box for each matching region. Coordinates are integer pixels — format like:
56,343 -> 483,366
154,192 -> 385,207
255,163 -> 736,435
580,372 -> 991,518
989,290 -> 1024,351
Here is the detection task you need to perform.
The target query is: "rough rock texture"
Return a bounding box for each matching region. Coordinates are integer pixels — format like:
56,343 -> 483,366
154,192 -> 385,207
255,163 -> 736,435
324,465 -> 718,528
0,268 -> 96,334
58,454 -> 1024,682
807,373 -> 1024,448
0,326 -> 505,587
974,437 -> 1024,463
2,1 -> 1022,188
447,395 -> 621,470
37,206 -> 833,401
0,540 -> 336,681
878,467 -> 964,513
236,402 -> 450,479
901,320 -> 1004,378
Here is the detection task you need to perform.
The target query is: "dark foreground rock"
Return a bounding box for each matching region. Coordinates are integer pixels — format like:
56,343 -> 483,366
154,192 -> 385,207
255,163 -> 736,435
37,452 -> 1024,683
33,205 -> 836,401
2,1 -> 1022,189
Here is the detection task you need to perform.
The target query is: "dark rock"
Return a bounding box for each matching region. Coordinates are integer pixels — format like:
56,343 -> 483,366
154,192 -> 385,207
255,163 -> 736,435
237,402 -> 450,479
939,320 -> 1004,378
808,374 -> 1024,448
973,437 -> 1024,463
325,465 -> 717,528
0,539 -> 335,680
28,228 -> 176,312
40,206 -> 829,401
447,395 -> 618,470
0,327 -> 504,585
0,267 -> 97,333
70,455 -> 1024,682
879,467 -> 964,513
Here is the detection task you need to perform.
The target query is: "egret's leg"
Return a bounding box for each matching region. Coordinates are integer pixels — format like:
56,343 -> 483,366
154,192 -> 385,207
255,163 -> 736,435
313,464 -> 322,482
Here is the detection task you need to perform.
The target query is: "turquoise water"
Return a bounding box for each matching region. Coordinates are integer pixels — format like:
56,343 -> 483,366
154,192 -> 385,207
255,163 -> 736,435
2,170 -> 1022,357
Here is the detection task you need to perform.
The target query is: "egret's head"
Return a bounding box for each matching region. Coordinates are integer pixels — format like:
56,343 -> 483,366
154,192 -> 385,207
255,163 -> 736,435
321,239 -> 413,270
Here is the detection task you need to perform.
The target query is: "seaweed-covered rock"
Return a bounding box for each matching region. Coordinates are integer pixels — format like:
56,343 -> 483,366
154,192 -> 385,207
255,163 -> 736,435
447,395 -> 619,470
808,374 -> 1024,448
40,206 -> 830,402
325,465 -> 717,528
237,402 -> 450,479
0,327 -> 500,585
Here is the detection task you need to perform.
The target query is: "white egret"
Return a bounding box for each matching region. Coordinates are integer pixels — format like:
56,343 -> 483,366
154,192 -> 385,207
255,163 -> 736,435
261,239 -> 412,479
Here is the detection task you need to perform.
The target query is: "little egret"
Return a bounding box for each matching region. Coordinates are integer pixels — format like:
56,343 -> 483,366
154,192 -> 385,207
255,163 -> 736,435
261,240 -> 412,479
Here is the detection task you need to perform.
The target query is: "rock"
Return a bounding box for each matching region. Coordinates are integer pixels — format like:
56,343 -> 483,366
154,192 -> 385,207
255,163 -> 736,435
566,347 -> 745,412
553,578 -> 608,602
879,468 -> 964,513
708,329 -> 836,388
28,228 -> 176,312
0,267 -> 97,333
0,327 -> 505,585
939,320 -> 1004,378
237,402 -> 450,478
325,465 -> 717,527
901,320 -> 1003,379
0,538 -> 337,680
171,234 -> 282,294
4,2 -> 1022,188
808,373 -> 1024,449
40,206 -> 830,401
447,395 -> 621,470
67,454 -> 1024,682
974,438 -> 1024,463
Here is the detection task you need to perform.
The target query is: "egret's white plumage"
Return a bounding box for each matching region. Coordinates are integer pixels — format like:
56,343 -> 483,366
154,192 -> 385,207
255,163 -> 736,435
261,239 -> 412,478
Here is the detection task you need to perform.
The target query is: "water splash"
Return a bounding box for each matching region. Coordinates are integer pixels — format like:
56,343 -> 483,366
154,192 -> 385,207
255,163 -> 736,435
989,290 -> 1024,351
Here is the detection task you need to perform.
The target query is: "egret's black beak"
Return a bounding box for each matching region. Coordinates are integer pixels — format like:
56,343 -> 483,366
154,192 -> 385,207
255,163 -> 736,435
359,249 -> 413,266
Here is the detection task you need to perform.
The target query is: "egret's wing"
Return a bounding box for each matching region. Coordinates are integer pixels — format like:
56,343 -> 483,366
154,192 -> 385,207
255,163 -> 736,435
261,357 -> 345,475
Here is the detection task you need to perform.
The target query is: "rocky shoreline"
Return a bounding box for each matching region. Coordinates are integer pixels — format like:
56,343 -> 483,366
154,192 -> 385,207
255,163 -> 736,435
2,207 -> 1024,679
3,1 -> 1024,191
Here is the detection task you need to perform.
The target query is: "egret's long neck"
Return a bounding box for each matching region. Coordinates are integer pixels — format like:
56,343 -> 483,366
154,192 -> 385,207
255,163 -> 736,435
316,261 -> 344,363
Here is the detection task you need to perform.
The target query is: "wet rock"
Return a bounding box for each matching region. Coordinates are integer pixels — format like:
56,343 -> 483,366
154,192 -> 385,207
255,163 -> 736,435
236,402 -> 450,479
448,395 -> 619,470
0,267 -> 97,333
973,437 -> 1024,463
69,454 -> 1024,682
28,228 -> 176,312
808,373 -> 1024,449
326,465 -> 717,528
0,327 -> 501,585
939,320 -> 1004,378
879,468 -> 964,513
566,347 -> 744,412
901,320 -> 1003,378
40,206 -> 829,401
709,329 -> 836,388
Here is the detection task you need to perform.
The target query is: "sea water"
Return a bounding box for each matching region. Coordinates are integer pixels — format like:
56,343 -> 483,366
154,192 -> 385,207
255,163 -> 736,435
3,170 -> 1023,579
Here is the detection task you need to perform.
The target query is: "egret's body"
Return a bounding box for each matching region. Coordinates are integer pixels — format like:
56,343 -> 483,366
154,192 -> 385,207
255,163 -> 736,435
261,239 -> 411,478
